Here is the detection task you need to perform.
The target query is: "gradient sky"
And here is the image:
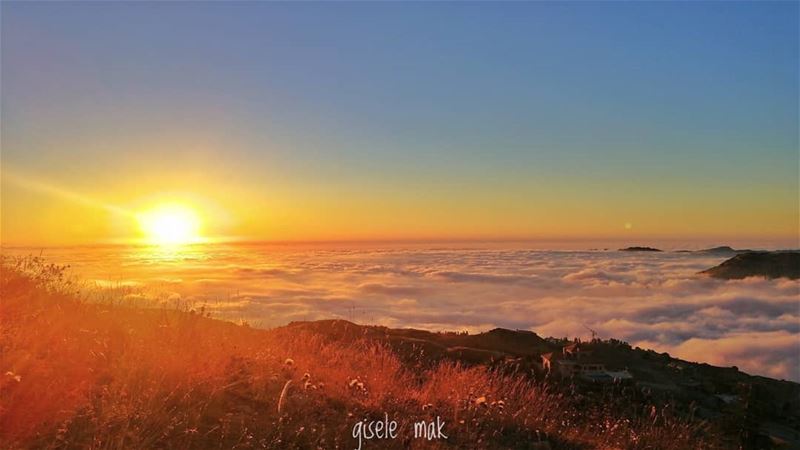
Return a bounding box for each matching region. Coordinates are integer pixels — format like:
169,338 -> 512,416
1,2 -> 798,246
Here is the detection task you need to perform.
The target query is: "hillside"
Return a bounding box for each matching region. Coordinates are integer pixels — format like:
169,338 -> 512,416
2,257 -> 798,449
700,252 -> 800,280
287,320 -> 800,446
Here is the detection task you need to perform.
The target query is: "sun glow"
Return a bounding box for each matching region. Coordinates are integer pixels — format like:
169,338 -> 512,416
137,204 -> 202,245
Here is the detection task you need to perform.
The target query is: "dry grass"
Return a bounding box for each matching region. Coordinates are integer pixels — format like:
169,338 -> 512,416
0,257 -> 721,449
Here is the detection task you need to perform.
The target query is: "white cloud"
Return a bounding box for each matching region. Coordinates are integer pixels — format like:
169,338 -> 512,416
68,247 -> 799,381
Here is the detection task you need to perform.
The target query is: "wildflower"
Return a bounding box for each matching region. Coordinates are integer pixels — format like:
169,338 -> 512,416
348,378 -> 366,392
474,396 -> 487,407
4,371 -> 21,383
302,372 -> 311,381
284,358 -> 294,367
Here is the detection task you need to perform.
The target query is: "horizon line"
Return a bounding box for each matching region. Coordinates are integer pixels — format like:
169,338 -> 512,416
2,236 -> 798,251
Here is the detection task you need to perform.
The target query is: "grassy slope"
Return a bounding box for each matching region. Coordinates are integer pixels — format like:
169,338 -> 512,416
0,259 -> 717,449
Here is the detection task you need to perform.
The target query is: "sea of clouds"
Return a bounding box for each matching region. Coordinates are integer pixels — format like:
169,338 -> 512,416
26,244 -> 800,381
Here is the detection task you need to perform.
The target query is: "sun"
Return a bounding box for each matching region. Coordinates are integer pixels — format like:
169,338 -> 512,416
137,204 -> 202,245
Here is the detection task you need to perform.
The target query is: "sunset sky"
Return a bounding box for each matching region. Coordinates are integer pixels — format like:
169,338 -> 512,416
2,2 -> 798,246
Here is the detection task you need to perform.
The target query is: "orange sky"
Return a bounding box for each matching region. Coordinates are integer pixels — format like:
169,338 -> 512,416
2,164 -> 797,248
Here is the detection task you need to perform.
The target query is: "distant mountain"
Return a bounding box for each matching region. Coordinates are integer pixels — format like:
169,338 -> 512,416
697,246 -> 738,254
683,246 -> 753,255
675,246 -> 756,255
700,251 -> 800,280
619,246 -> 662,252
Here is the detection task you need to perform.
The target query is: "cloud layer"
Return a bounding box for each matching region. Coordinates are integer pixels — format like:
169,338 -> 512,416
35,244 -> 800,381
